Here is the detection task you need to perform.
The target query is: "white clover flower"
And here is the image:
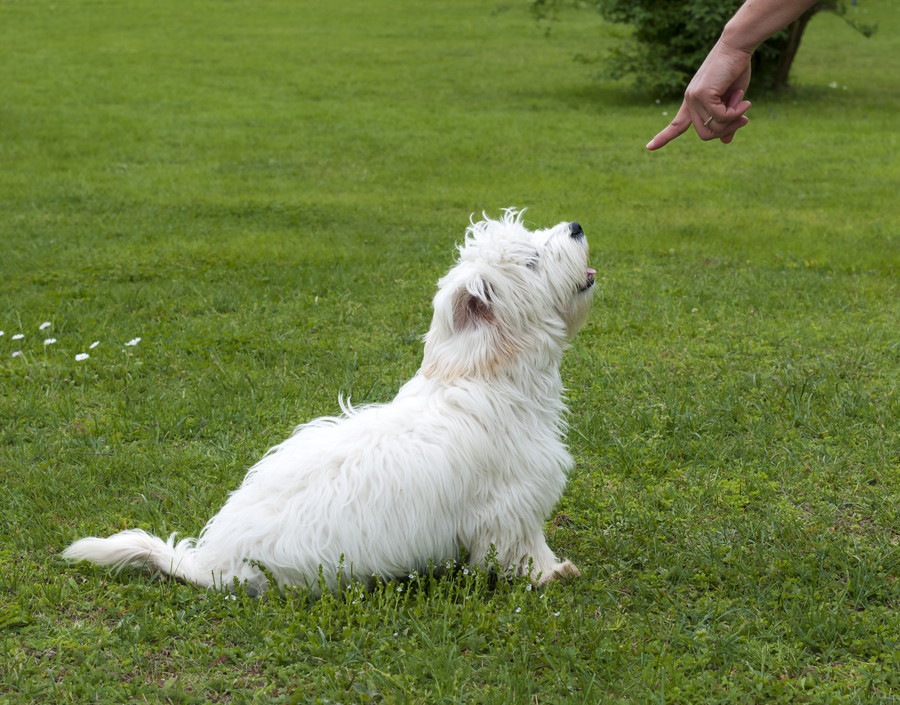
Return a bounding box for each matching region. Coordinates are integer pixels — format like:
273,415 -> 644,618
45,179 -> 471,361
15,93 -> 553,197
12,334 -> 24,341
75,353 -> 90,362
89,341 -> 100,349
12,351 -> 23,358
124,337 -> 141,347
39,322 -> 52,330
44,338 -> 57,346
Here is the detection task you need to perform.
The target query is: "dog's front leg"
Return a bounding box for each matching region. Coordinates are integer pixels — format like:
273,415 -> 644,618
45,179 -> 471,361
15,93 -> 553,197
468,529 -> 579,585
533,557 -> 580,585
523,532 -> 580,585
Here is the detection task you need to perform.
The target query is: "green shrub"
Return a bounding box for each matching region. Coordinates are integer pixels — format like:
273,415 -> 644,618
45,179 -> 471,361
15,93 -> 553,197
533,0 -> 876,97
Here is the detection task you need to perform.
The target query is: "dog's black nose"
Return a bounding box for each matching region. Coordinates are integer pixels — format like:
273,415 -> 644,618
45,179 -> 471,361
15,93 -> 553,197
570,222 -> 584,239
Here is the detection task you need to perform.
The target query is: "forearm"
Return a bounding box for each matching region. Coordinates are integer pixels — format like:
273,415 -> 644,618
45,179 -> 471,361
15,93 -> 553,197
721,0 -> 820,53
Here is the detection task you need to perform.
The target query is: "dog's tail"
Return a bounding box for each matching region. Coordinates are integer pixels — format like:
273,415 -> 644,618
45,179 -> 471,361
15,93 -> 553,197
62,530 -> 214,588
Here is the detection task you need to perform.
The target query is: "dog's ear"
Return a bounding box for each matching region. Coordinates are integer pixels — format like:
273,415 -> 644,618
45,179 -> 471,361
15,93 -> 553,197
423,276 -> 519,381
452,283 -> 495,331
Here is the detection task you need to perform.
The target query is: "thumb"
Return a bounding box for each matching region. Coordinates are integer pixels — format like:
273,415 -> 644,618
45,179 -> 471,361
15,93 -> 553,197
723,88 -> 752,118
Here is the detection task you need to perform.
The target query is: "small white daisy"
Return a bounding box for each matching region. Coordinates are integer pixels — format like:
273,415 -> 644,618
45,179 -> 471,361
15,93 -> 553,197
12,351 -> 23,358
12,333 -> 24,341
75,353 -> 90,362
0,331 -> 5,337
39,322 -> 52,330
44,338 -> 57,346
124,337 -> 141,347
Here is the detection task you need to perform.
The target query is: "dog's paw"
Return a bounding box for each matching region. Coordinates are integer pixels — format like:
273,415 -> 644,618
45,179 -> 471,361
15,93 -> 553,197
536,560 -> 580,585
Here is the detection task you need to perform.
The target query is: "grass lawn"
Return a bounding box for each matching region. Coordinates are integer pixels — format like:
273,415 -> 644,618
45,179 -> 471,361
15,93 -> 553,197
1,0 -> 897,702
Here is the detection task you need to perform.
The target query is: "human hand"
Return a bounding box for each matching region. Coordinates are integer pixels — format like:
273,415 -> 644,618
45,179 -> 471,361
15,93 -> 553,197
646,39 -> 754,151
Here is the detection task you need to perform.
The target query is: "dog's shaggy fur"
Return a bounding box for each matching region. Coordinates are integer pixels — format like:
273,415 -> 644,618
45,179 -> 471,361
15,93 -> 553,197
63,210 -> 595,594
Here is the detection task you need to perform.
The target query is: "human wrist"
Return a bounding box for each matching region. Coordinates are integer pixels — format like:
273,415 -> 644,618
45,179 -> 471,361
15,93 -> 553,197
721,0 -> 818,54
720,17 -> 763,56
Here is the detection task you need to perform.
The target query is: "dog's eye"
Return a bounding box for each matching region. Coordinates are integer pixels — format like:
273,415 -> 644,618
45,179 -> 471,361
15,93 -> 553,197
525,252 -> 540,271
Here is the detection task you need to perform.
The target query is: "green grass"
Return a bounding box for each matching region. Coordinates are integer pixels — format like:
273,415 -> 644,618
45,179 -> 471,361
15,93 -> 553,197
1,0 -> 897,702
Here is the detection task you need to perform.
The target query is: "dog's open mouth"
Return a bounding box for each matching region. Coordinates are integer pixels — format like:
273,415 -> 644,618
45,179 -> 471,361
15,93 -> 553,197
579,268 -> 596,293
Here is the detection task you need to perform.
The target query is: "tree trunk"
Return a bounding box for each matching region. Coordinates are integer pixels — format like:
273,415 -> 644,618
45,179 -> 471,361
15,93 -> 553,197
772,2 -> 835,90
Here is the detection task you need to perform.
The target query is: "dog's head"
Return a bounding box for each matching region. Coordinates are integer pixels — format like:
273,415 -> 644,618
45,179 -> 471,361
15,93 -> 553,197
422,210 -> 594,381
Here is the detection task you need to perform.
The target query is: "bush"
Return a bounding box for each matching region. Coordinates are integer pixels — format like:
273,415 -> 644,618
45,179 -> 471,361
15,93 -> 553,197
533,0 -> 876,98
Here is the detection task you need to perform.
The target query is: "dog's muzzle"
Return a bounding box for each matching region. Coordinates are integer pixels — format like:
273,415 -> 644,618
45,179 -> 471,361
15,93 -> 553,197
570,222 -> 594,292
579,269 -> 596,293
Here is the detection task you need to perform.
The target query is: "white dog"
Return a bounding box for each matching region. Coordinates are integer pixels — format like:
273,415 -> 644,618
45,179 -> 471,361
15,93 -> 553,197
63,210 -> 595,594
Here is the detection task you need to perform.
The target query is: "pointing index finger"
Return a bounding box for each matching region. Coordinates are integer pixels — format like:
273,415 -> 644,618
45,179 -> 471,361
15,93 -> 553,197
646,104 -> 692,151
